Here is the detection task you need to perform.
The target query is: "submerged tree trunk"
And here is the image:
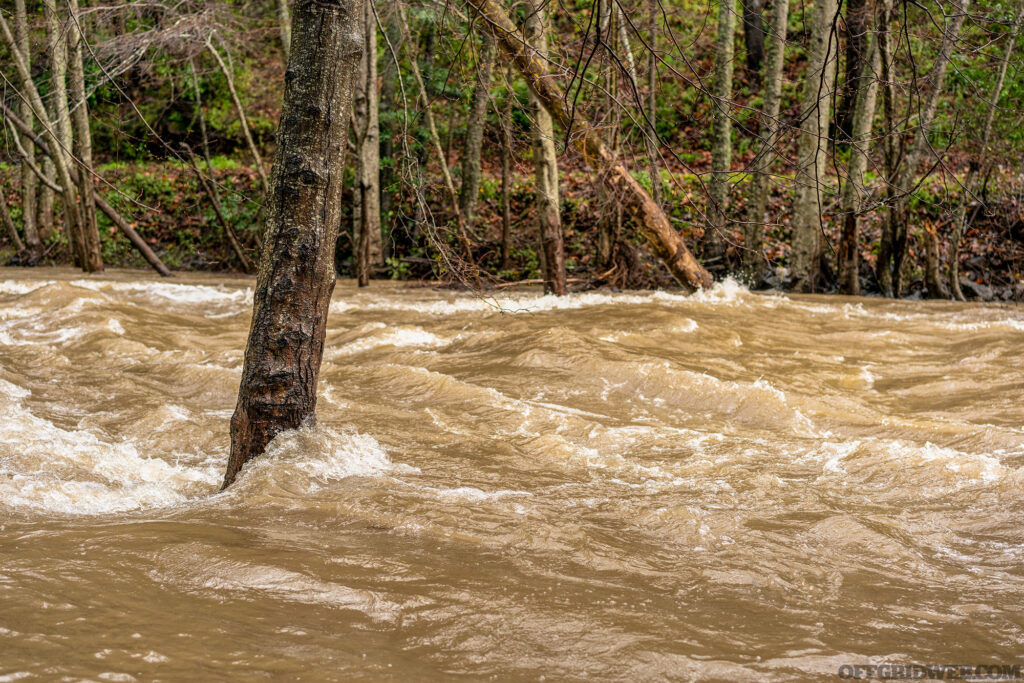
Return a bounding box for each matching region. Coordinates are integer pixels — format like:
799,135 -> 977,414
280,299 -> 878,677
467,0 -> 712,290
525,0 -> 566,295
13,0 -> 40,258
703,0 -> 737,266
224,0 -> 363,488
837,32 -> 879,295
459,35 -> 496,230
353,0 -> 381,286
67,0 -> 102,269
790,0 -> 838,292
742,0 -> 788,282
950,3 -> 1020,300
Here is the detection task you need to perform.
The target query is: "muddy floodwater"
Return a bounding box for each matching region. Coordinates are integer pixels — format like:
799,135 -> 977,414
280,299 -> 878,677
1,268 -> 1022,680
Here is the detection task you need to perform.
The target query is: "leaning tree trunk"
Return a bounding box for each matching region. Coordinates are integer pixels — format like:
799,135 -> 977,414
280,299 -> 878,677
742,0 -> 788,282
224,0 -> 364,488
837,31 -> 879,295
467,0 -> 711,290
703,0 -> 737,266
13,0 -> 40,258
352,0 -> 381,286
886,0 -> 968,297
67,0 -> 101,264
459,35 -> 496,230
790,0 -> 838,292
950,2 -> 1020,300
0,8 -> 89,272
525,0 -> 566,295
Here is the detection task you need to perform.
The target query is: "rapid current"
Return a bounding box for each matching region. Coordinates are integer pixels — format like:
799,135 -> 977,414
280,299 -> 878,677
1,268 -> 1022,680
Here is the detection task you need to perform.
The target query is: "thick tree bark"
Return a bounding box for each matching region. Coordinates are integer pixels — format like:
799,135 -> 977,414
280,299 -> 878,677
790,0 -> 838,292
13,0 -> 40,257
67,0 -> 102,269
224,0 -> 363,488
207,36 -> 271,196
353,0 -> 382,286
834,0 -> 868,142
464,0 -> 712,289
525,0 -> 566,295
459,35 -> 496,230
742,0 -> 788,282
837,32 -> 879,295
883,0 -> 968,297
742,0 -> 766,77
703,0 -> 737,265
0,9 -> 91,272
950,4 -> 1020,300
0,103 -> 172,277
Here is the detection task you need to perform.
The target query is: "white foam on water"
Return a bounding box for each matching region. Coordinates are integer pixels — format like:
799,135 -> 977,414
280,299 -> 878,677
0,380 -> 220,515
232,424 -> 413,493
69,280 -> 252,312
0,280 -> 55,296
331,326 -> 450,356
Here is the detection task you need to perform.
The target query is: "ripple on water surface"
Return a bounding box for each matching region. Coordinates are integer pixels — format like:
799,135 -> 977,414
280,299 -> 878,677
0,269 -> 1022,680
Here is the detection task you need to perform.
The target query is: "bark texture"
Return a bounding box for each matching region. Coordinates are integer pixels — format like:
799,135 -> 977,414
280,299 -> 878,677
67,0 -> 101,266
790,0 -> 838,292
465,0 -> 711,290
834,0 -> 869,142
742,0 -> 788,282
838,32 -> 879,295
525,0 -> 566,295
704,0 -> 737,264
224,0 -> 363,488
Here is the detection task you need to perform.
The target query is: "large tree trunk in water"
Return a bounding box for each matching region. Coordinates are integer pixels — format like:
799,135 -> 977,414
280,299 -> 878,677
950,3 -> 1020,301
525,0 -> 566,295
459,36 -> 496,230
742,0 -> 766,78
834,0 -> 868,142
224,0 -> 363,488
353,0 -> 382,286
884,0 -> 968,297
837,30 -> 879,295
742,0 -> 788,283
0,9 -> 89,273
790,0 -> 838,292
13,0 -> 40,258
67,0 -> 102,270
703,0 -> 736,266
467,0 -> 711,290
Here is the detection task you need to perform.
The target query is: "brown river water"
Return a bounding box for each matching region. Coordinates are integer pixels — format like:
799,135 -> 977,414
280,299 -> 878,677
0,268 -> 1022,680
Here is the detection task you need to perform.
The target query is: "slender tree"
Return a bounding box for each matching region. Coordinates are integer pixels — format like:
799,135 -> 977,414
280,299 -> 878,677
838,28 -> 880,294
67,0 -> 100,254
353,0 -> 382,285
459,35 -> 496,230
277,0 -> 292,61
790,0 -> 839,292
743,0 -> 789,282
703,0 -> 737,266
224,0 -> 364,488
13,0 -> 40,258
526,0 -> 566,295
742,0 -> 766,77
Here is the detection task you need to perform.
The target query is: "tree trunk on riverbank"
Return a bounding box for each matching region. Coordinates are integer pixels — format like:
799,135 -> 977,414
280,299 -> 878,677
838,31 -> 879,295
466,0 -> 712,290
790,0 -> 838,292
67,0 -> 100,262
224,0 -> 363,488
703,0 -> 736,266
525,0 -> 566,295
459,35 -> 496,231
743,0 -> 788,282
353,0 -> 381,286
12,0 -> 40,259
